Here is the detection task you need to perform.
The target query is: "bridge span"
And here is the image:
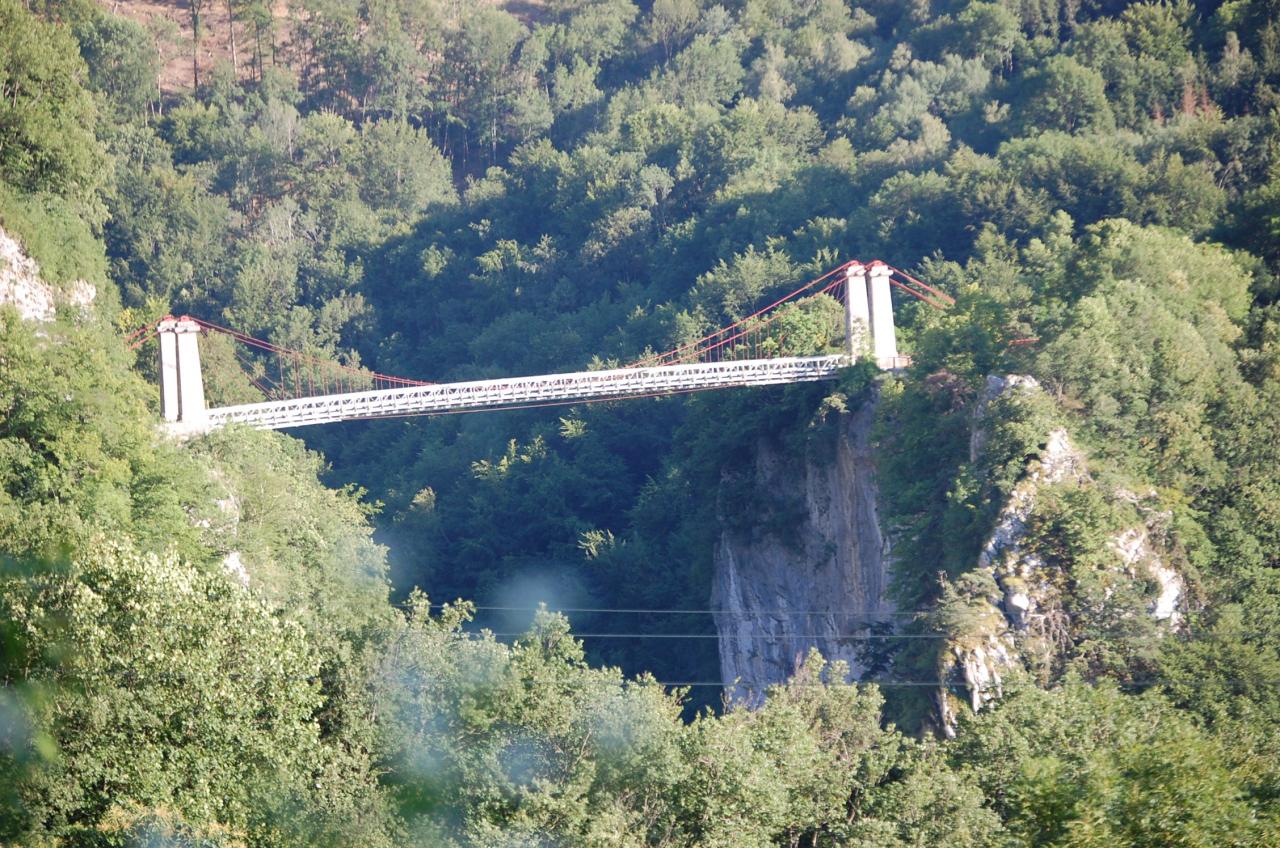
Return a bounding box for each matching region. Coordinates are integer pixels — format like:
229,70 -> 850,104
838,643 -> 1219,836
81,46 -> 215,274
142,261 -> 947,434
182,355 -> 911,434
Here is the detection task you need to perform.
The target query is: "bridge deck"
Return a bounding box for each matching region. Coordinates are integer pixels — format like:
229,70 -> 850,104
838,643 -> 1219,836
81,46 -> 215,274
179,356 -> 879,433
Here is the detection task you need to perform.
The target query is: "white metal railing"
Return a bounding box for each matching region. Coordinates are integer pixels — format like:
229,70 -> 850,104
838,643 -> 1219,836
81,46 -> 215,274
175,356 -> 854,433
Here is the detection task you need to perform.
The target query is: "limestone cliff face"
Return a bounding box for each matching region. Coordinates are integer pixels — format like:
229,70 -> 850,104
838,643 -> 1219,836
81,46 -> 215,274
711,398 -> 893,699
935,375 -> 1187,734
710,373 -> 1188,727
0,226 -> 94,321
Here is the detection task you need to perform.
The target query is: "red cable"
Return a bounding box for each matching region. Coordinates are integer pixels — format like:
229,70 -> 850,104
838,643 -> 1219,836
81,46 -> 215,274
633,261 -> 854,367
674,278 -> 837,363
694,276 -> 844,359
187,316 -> 433,386
888,278 -> 949,311
124,321 -> 158,343
656,261 -> 849,362
128,329 -> 159,351
887,266 -> 955,306
233,348 -> 278,399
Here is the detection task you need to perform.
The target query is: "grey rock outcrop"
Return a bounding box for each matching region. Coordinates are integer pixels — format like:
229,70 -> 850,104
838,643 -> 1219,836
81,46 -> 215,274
709,370 -> 1188,722
0,227 -> 56,321
711,397 -> 893,700
0,226 -> 95,322
936,375 -> 1187,734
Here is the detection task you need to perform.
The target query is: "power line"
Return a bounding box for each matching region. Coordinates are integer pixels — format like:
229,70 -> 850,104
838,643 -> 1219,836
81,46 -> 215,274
663,681 -> 956,688
411,603 -> 927,617
482,632 -> 944,640
23,669 -> 1280,690
649,678 -> 1280,688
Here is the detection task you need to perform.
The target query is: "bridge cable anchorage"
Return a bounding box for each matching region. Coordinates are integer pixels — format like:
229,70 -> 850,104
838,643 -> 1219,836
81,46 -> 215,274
153,260 -> 954,432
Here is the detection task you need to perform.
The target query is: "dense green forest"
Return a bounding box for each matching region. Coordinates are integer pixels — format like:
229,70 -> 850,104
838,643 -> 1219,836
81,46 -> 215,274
3,0 -> 1280,843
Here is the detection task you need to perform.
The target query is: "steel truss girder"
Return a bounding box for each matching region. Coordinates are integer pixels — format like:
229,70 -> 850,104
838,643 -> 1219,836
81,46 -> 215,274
184,356 -> 854,433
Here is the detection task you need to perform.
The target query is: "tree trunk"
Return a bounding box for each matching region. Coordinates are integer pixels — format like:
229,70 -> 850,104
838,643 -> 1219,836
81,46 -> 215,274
227,0 -> 239,77
190,0 -> 202,92
254,21 -> 264,82
155,41 -> 164,116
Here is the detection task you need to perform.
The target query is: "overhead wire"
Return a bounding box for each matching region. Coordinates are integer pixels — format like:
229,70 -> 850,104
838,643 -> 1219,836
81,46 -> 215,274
406,603 -> 931,616
27,667 -> 1280,690
479,632 -> 946,640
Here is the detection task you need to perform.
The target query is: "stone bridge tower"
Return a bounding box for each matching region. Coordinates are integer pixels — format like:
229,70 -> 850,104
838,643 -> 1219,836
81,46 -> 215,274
843,261 -> 899,366
157,316 -> 206,429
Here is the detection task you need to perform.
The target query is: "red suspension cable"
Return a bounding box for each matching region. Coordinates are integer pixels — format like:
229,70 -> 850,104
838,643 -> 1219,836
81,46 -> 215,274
888,278 -> 950,311
187,316 -> 432,388
633,261 -> 855,367
888,266 -> 956,306
632,259 -> 953,370
129,329 -> 159,351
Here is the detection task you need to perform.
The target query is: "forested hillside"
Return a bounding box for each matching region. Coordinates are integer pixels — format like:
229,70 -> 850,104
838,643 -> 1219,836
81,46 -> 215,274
3,0 -> 1280,844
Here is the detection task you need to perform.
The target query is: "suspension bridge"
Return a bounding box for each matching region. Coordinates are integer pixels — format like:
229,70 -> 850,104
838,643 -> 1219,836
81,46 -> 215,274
130,261 -> 953,435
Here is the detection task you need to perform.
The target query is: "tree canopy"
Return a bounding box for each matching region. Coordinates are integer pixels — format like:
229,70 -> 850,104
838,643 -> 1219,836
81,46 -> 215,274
3,0 -> 1280,843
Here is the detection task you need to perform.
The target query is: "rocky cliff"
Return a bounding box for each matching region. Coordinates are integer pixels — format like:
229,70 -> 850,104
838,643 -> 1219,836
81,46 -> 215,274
935,375 -> 1187,733
711,396 -> 894,699
712,373 -> 1188,726
0,226 -> 94,320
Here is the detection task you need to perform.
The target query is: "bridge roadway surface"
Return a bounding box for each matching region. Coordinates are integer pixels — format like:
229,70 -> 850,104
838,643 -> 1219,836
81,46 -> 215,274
191,355 -> 873,432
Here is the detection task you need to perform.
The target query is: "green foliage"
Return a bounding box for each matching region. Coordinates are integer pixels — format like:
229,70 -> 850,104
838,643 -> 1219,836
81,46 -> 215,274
6,0 -> 1280,839
1,539 -> 395,847
376,602 -> 682,844
187,427 -> 393,643
948,679 -> 1280,847
105,154 -> 233,307
677,652 -> 1001,847
0,311 -> 204,558
0,302 -> 403,844
1020,482 -> 1168,679
0,184 -> 108,286
1015,55 -> 1116,135
375,625 -> 1004,847
69,2 -> 159,118
693,244 -> 797,320
1035,221 -> 1251,490
0,0 -> 104,203
358,119 -> 457,216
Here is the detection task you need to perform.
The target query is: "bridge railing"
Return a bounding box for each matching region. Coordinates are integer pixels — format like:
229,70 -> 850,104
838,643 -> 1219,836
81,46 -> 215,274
147,259 -> 946,433
178,355 -> 850,433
